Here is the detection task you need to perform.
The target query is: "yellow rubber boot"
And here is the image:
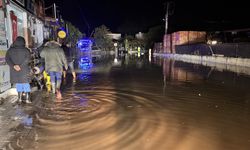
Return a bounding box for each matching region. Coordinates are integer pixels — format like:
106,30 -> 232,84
46,75 -> 51,92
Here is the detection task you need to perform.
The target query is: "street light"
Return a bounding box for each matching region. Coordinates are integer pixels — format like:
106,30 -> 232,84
149,48 -> 152,62
114,42 -> 118,63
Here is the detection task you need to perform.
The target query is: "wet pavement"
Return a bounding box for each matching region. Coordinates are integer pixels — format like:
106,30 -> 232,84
1,55 -> 250,150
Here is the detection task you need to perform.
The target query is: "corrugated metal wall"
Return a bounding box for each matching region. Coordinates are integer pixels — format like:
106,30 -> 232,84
176,43 -> 250,58
163,31 -> 206,53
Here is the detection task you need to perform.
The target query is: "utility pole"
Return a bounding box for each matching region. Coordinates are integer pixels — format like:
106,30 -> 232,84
45,3 -> 59,41
165,1 -> 175,34
165,2 -> 169,34
45,3 -> 57,19
53,3 -> 57,19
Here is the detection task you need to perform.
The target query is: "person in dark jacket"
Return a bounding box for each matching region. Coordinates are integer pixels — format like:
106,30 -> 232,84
61,43 -> 76,82
40,40 -> 68,99
5,36 -> 32,103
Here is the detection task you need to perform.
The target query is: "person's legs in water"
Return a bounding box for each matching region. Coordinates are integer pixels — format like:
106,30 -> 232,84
16,83 -> 23,103
69,61 -> 76,82
63,69 -> 66,79
49,72 -> 56,94
16,83 -> 31,103
23,83 -> 31,103
55,72 -> 62,99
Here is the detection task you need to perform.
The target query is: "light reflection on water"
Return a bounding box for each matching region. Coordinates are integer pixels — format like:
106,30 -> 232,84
5,56 -> 250,150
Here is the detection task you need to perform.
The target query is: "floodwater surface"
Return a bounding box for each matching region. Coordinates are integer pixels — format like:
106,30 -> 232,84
4,56 -> 250,150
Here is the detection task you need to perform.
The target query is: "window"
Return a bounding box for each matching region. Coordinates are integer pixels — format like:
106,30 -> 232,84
26,0 -> 34,13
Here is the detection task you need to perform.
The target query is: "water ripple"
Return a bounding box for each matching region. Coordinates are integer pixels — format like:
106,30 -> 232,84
31,86 -> 170,150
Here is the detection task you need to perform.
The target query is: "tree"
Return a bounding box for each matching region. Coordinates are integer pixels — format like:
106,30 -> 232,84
65,21 -> 84,47
144,25 -> 165,49
93,25 -> 114,51
124,35 -> 144,52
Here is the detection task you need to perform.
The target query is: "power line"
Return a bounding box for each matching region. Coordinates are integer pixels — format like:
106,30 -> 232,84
76,0 -> 91,37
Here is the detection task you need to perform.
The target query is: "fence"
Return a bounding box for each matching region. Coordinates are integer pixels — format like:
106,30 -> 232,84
175,43 -> 250,58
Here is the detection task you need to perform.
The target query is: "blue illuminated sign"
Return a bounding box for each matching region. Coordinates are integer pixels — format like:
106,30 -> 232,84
77,38 -> 93,71
79,56 -> 93,70
77,39 -> 92,51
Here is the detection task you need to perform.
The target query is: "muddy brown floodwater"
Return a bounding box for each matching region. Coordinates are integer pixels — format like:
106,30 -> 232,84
4,56 -> 250,150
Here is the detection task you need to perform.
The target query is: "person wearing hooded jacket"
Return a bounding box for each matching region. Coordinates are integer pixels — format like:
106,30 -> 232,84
61,42 -> 76,82
40,40 -> 68,99
5,36 -> 32,103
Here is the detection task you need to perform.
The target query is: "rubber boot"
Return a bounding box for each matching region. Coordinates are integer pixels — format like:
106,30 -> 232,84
25,92 -> 32,104
18,92 -> 23,103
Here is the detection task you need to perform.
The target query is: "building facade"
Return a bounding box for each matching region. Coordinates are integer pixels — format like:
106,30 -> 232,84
0,0 -> 45,93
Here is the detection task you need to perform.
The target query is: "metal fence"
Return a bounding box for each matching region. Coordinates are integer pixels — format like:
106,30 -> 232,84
175,43 -> 250,58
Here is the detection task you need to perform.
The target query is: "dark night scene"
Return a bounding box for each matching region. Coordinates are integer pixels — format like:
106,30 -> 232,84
1,0 -> 250,150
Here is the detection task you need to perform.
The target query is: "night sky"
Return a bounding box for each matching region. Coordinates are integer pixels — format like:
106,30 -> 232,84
45,0 -> 166,35
44,0 -> 250,35
170,1 -> 250,32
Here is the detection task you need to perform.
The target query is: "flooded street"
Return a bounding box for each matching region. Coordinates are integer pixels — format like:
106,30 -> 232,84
4,56 -> 250,150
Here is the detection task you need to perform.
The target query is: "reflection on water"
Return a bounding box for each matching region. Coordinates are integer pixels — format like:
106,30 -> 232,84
157,57 -> 250,89
4,55 -> 250,150
77,72 -> 92,82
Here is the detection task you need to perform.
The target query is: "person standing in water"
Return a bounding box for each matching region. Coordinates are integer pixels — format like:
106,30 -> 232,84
5,36 -> 32,103
40,40 -> 68,99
